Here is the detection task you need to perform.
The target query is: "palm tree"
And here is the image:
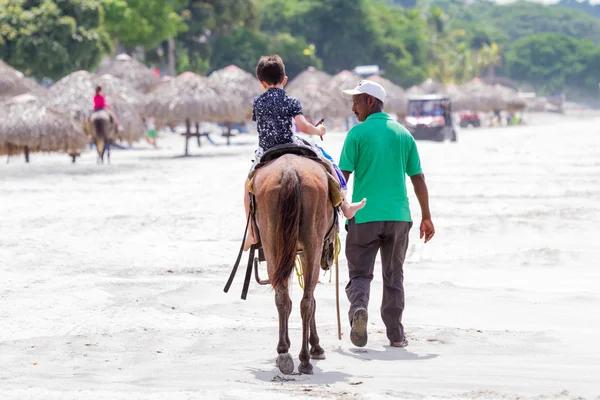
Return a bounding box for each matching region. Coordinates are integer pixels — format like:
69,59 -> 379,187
476,42 -> 502,78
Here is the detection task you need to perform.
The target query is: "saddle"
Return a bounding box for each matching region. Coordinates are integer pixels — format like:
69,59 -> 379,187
89,109 -> 113,123
224,143 -> 341,300
248,143 -> 342,207
259,142 -> 320,164
248,141 -> 341,250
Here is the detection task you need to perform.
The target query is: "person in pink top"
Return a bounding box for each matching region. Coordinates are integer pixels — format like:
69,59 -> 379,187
93,86 -> 120,130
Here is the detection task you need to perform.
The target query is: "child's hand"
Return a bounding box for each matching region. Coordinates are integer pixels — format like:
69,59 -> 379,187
318,125 -> 326,137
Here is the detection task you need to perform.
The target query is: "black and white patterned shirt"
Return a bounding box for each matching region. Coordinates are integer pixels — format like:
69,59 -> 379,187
252,88 -> 303,151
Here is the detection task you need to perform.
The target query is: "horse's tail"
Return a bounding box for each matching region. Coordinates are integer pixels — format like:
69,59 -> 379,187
271,168 -> 302,289
94,119 -> 105,154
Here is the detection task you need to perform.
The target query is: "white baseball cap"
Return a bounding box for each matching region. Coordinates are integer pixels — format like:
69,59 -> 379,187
341,79 -> 386,103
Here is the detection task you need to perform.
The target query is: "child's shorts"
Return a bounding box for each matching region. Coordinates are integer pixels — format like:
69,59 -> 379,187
315,145 -> 347,192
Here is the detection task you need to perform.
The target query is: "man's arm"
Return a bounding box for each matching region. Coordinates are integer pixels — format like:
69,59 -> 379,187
410,174 -> 435,243
342,170 -> 351,183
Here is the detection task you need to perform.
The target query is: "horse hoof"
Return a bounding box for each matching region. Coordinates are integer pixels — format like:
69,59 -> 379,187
276,353 -> 294,375
298,363 -> 313,375
310,348 -> 326,360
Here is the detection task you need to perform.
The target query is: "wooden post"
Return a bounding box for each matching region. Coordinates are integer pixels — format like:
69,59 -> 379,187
167,37 -> 176,77
226,122 -> 232,146
196,122 -> 201,147
185,118 -> 191,156
24,146 -> 30,163
6,143 -> 12,164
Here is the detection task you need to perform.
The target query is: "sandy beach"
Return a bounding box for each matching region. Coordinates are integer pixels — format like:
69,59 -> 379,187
1,114 -> 599,399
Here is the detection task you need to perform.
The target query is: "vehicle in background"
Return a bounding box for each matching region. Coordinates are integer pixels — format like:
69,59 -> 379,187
459,112 -> 481,128
404,95 -> 457,142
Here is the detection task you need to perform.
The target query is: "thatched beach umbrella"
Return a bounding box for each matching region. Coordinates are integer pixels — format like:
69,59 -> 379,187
145,71 -> 245,123
0,94 -> 87,162
493,84 -> 526,112
208,65 -> 262,120
144,72 -> 245,153
0,60 -> 35,101
367,75 -> 408,116
419,78 -> 444,94
444,84 -> 472,112
96,54 -> 161,93
327,70 -> 362,118
287,67 -> 342,120
521,94 -> 548,112
329,70 -> 362,92
459,79 -> 502,112
96,73 -> 145,110
44,70 -> 145,143
406,85 -> 426,97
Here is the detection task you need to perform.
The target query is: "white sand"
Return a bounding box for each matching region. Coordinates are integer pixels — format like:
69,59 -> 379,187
1,115 -> 599,399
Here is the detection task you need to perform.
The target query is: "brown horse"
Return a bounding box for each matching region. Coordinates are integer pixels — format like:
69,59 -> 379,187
252,154 -> 337,375
89,110 -> 117,164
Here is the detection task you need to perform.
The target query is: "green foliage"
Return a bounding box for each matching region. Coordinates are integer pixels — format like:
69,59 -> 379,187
556,0 -> 600,19
171,0 -> 258,75
256,0 -> 430,87
470,1 -> 600,45
505,33 -> 600,95
0,0 -> 111,80
268,33 -> 322,79
423,0 -> 600,46
101,0 -> 187,49
209,27 -> 268,73
370,5 -> 429,86
1,0 -> 599,97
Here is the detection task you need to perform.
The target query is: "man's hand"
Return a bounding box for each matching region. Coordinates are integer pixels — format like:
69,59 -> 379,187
420,218 -> 435,243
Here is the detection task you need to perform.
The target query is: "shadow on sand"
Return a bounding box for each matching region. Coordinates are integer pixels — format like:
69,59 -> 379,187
248,359 -> 353,385
332,345 -> 439,362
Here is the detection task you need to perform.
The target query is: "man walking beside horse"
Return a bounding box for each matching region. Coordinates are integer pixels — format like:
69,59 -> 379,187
339,80 -> 435,348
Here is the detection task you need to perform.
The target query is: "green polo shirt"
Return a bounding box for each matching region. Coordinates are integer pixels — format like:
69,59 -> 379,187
339,112 -> 422,224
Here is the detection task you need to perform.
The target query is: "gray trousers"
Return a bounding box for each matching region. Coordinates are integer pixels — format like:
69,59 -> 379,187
345,220 -> 412,343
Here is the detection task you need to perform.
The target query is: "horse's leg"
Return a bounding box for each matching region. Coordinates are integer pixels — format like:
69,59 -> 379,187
300,172 -> 332,372
100,138 -> 105,164
106,139 -> 111,164
309,297 -> 325,360
95,138 -> 101,164
274,286 -> 294,374
298,246 -> 322,374
298,273 -> 316,374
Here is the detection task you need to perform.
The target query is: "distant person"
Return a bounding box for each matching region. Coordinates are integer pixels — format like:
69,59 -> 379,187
339,79 -> 435,348
242,55 -> 366,251
92,86 -> 121,131
145,117 -> 158,148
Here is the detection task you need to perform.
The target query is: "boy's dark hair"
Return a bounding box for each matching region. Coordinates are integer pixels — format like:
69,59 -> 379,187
256,55 -> 286,85
95,85 -> 102,95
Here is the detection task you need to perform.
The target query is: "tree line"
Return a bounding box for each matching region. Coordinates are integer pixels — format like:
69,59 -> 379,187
1,0 -> 599,97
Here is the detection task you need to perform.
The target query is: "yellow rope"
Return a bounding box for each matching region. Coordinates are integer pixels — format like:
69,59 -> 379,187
296,233 -> 341,289
294,254 -> 304,289
328,233 -> 342,283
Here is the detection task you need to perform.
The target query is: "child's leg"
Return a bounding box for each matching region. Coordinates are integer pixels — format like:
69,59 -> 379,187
243,177 -> 258,251
317,154 -> 366,219
107,109 -> 121,130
